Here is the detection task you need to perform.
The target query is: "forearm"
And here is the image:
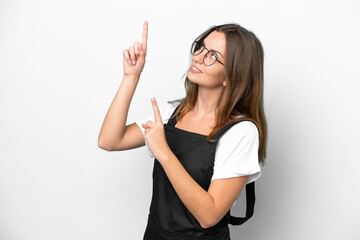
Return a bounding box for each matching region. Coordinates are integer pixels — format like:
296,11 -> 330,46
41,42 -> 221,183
158,151 -> 217,228
98,75 -> 139,149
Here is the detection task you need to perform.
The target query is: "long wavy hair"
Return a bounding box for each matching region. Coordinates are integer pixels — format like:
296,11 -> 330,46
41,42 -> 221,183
169,23 -> 267,165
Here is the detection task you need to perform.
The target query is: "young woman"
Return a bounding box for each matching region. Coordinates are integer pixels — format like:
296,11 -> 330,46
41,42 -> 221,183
98,21 -> 267,240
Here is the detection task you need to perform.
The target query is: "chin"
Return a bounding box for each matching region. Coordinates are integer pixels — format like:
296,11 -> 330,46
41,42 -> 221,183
187,72 -> 200,84
187,76 -> 198,85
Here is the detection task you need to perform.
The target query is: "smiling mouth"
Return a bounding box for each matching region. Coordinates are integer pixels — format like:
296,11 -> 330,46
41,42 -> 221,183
191,65 -> 202,73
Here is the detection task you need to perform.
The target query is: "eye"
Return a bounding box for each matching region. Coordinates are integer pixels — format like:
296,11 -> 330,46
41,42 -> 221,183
210,51 -> 217,60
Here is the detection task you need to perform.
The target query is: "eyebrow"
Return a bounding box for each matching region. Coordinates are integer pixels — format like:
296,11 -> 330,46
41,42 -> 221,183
203,41 -> 225,58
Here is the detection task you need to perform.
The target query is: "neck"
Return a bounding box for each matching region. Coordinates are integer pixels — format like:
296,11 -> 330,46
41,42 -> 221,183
193,85 -> 225,118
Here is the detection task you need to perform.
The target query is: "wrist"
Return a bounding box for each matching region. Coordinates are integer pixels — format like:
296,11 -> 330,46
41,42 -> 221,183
123,74 -> 140,82
158,148 -> 175,165
122,75 -> 140,89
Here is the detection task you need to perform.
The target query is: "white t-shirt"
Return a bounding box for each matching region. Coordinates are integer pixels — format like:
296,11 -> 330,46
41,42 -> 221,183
135,100 -> 261,184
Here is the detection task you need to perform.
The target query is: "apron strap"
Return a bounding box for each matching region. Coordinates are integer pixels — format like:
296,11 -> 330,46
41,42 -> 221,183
167,104 -> 181,126
212,121 -> 239,140
229,181 -> 256,225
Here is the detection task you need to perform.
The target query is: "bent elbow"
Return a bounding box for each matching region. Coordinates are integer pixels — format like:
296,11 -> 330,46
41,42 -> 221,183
199,218 -> 218,229
98,140 -> 113,151
200,223 -> 211,229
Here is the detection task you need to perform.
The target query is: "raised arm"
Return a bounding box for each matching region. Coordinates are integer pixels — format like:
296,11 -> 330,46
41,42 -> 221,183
98,21 -> 148,151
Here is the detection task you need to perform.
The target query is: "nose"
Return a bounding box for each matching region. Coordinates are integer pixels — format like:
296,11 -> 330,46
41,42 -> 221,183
193,51 -> 205,65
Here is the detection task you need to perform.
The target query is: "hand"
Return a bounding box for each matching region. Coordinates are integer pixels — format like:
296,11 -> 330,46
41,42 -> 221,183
142,98 -> 171,161
123,21 -> 148,79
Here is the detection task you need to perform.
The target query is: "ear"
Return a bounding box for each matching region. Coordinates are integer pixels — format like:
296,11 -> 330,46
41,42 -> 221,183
222,71 -> 227,87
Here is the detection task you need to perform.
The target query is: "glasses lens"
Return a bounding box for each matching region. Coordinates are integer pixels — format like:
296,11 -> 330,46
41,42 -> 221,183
191,41 -> 203,55
204,51 -> 217,66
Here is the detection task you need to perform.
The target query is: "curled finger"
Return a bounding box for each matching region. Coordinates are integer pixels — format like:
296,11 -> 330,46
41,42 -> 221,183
134,41 -> 140,59
123,50 -> 132,65
129,46 -> 136,64
146,120 -> 154,128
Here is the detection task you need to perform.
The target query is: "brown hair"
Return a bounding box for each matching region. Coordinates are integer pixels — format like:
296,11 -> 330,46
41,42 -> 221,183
169,23 -> 267,165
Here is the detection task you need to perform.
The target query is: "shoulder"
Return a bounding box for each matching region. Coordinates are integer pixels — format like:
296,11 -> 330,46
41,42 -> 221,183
216,120 -> 259,156
222,120 -> 259,142
215,120 -> 259,158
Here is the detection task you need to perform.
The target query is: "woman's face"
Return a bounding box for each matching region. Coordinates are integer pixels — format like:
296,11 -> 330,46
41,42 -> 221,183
187,30 -> 227,89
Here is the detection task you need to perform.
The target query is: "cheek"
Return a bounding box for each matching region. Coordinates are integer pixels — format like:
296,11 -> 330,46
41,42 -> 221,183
204,67 -> 225,81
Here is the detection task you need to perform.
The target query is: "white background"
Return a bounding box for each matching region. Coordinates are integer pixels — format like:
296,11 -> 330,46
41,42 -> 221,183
1,0 -> 359,239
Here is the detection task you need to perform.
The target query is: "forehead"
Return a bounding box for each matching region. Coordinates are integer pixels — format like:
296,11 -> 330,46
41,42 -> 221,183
203,31 -> 226,57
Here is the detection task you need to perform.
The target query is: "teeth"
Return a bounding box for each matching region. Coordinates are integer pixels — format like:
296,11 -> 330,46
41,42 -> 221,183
192,66 -> 200,73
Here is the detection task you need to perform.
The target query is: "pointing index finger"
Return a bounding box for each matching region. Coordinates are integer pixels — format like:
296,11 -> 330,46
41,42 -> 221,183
151,98 -> 162,123
141,21 -> 148,52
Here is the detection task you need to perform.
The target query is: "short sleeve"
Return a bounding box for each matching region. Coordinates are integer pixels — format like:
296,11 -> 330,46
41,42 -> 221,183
211,121 -> 261,184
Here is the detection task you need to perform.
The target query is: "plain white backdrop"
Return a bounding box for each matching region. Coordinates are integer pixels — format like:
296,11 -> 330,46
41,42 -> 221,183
1,0 -> 359,239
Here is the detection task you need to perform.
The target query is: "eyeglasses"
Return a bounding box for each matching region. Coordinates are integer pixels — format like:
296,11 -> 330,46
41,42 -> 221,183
191,40 -> 225,66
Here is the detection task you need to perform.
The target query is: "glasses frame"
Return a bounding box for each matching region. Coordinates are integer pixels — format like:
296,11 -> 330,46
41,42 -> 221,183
192,40 -> 225,66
